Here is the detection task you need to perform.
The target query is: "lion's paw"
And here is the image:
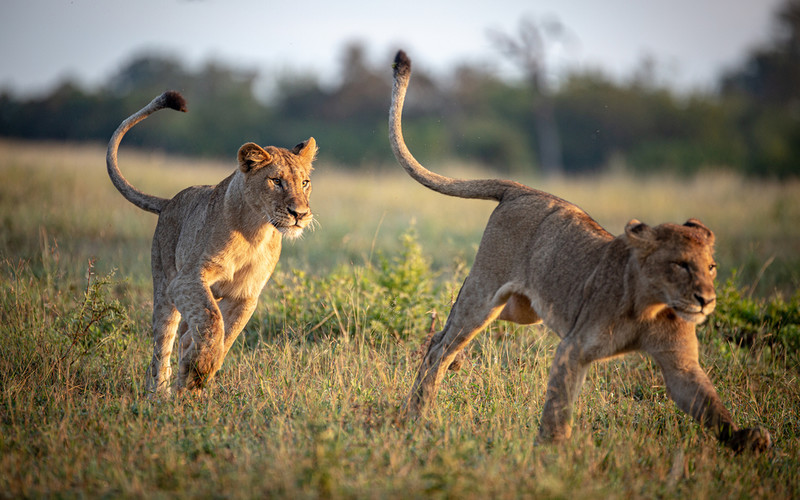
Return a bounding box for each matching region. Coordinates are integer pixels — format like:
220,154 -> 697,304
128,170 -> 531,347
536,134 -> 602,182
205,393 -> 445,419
725,426 -> 772,454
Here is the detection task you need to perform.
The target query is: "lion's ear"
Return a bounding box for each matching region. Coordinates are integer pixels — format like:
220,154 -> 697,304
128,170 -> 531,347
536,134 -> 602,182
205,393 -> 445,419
238,143 -> 272,173
625,219 -> 657,252
293,137 -> 317,164
683,218 -> 715,245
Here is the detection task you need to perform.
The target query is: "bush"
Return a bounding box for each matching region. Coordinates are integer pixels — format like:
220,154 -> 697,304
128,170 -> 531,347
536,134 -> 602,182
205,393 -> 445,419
0,258 -> 138,403
707,277 -> 800,369
249,227 -> 460,343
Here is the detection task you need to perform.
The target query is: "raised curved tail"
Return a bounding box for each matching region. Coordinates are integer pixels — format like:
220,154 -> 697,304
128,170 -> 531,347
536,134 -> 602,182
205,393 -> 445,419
106,91 -> 188,214
389,51 -> 526,202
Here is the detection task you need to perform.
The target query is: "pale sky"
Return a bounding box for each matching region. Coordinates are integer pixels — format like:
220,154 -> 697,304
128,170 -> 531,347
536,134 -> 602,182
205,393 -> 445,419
0,0 -> 786,97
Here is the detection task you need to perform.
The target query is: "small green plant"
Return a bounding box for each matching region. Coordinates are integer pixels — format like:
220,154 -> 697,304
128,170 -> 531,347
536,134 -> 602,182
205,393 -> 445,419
709,277 -> 800,369
57,259 -> 133,362
250,227 -> 457,343
0,256 -> 136,402
371,226 -> 438,340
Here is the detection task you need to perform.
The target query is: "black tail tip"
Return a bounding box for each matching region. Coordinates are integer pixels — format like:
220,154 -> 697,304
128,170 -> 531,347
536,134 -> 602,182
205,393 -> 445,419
393,50 -> 411,78
161,91 -> 188,112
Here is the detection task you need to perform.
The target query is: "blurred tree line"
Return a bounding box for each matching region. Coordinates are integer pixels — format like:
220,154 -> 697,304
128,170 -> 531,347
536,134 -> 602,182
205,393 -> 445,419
1,1 -> 798,177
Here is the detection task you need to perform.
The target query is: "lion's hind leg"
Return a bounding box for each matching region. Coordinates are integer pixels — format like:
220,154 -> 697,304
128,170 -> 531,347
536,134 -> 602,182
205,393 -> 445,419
147,296 -> 181,397
404,279 -> 513,418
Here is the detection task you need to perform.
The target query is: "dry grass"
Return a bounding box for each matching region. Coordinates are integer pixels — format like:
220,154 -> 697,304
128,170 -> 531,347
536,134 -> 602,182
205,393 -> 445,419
2,139 -> 797,293
1,139 -> 798,498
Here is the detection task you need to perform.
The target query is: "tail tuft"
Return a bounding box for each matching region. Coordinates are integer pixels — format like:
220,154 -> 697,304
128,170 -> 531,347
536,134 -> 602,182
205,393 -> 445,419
393,50 -> 412,79
160,91 -> 188,113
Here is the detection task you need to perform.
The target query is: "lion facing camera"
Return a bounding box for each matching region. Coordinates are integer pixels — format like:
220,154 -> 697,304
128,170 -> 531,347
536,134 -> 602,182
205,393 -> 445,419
389,51 -> 770,453
106,91 -> 316,395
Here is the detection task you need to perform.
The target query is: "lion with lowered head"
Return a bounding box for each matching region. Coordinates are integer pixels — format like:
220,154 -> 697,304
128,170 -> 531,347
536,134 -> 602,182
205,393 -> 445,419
106,91 -> 316,395
389,51 -> 770,453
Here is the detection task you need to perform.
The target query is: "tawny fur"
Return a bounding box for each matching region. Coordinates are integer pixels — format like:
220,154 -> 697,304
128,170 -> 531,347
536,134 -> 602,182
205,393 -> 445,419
106,91 -> 317,394
389,51 -> 770,453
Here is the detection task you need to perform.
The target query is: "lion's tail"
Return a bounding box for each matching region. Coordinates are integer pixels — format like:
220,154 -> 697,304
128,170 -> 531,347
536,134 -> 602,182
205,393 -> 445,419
389,51 -> 527,202
106,91 -> 187,214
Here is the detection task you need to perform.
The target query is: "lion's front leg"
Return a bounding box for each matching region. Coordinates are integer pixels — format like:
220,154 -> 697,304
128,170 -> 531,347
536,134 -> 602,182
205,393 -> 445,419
219,296 -> 259,356
646,333 -> 771,453
169,277 -> 226,392
538,339 -> 589,443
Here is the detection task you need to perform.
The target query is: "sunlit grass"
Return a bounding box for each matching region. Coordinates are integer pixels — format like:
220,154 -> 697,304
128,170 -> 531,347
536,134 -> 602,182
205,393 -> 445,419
2,139 -> 798,295
1,140 -> 799,497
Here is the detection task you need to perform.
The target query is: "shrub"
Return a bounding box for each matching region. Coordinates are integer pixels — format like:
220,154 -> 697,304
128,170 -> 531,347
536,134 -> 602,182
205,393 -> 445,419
249,227 -> 460,344
708,277 -> 800,369
0,258 -> 137,403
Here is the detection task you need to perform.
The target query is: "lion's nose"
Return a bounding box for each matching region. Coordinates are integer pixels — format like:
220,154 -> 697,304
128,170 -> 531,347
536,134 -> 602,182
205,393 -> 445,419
287,206 -> 308,221
694,292 -> 715,308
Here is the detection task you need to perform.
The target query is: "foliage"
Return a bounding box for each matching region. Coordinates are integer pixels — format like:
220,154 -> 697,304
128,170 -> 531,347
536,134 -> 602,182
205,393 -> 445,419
1,233 -> 800,498
1,139 -> 799,497
710,277 -> 800,369
0,257 -> 137,405
719,0 -> 800,177
59,261 -> 134,359
249,227 -> 461,343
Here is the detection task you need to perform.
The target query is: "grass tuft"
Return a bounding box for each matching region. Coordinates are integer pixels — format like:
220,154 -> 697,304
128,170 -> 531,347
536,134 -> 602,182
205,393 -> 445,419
1,140 -> 798,497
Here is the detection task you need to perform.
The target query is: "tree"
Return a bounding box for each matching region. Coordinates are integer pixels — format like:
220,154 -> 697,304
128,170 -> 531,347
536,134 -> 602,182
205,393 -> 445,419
489,16 -> 566,176
721,0 -> 800,106
720,0 -> 800,177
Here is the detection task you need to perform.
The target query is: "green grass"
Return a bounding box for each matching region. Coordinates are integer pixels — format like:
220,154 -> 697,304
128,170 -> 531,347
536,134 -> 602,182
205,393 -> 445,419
1,139 -> 799,498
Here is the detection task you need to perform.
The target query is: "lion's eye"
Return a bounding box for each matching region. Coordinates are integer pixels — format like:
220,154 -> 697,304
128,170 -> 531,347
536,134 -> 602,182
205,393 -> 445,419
270,178 -> 282,188
671,262 -> 690,273
302,179 -> 310,188
709,263 -> 717,274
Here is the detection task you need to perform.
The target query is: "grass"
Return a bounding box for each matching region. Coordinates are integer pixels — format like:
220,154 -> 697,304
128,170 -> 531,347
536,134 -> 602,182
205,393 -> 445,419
1,139 -> 799,498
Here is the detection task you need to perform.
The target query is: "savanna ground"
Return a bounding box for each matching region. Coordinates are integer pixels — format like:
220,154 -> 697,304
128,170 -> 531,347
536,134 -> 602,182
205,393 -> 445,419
1,139 -> 799,498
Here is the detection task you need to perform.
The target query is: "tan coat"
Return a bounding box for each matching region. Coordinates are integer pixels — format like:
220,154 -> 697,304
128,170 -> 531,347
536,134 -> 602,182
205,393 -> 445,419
106,91 -> 316,393
389,51 -> 770,453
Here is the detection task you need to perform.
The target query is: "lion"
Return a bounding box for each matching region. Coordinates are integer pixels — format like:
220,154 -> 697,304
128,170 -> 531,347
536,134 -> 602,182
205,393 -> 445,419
106,91 -> 317,394
389,50 -> 770,453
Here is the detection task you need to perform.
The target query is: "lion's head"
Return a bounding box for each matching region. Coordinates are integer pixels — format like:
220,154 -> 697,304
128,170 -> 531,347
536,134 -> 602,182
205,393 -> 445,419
237,138 -> 317,239
625,218 -> 717,324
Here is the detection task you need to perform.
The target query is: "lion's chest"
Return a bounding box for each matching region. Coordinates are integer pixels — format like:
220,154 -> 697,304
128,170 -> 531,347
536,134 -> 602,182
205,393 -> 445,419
207,232 -> 282,300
